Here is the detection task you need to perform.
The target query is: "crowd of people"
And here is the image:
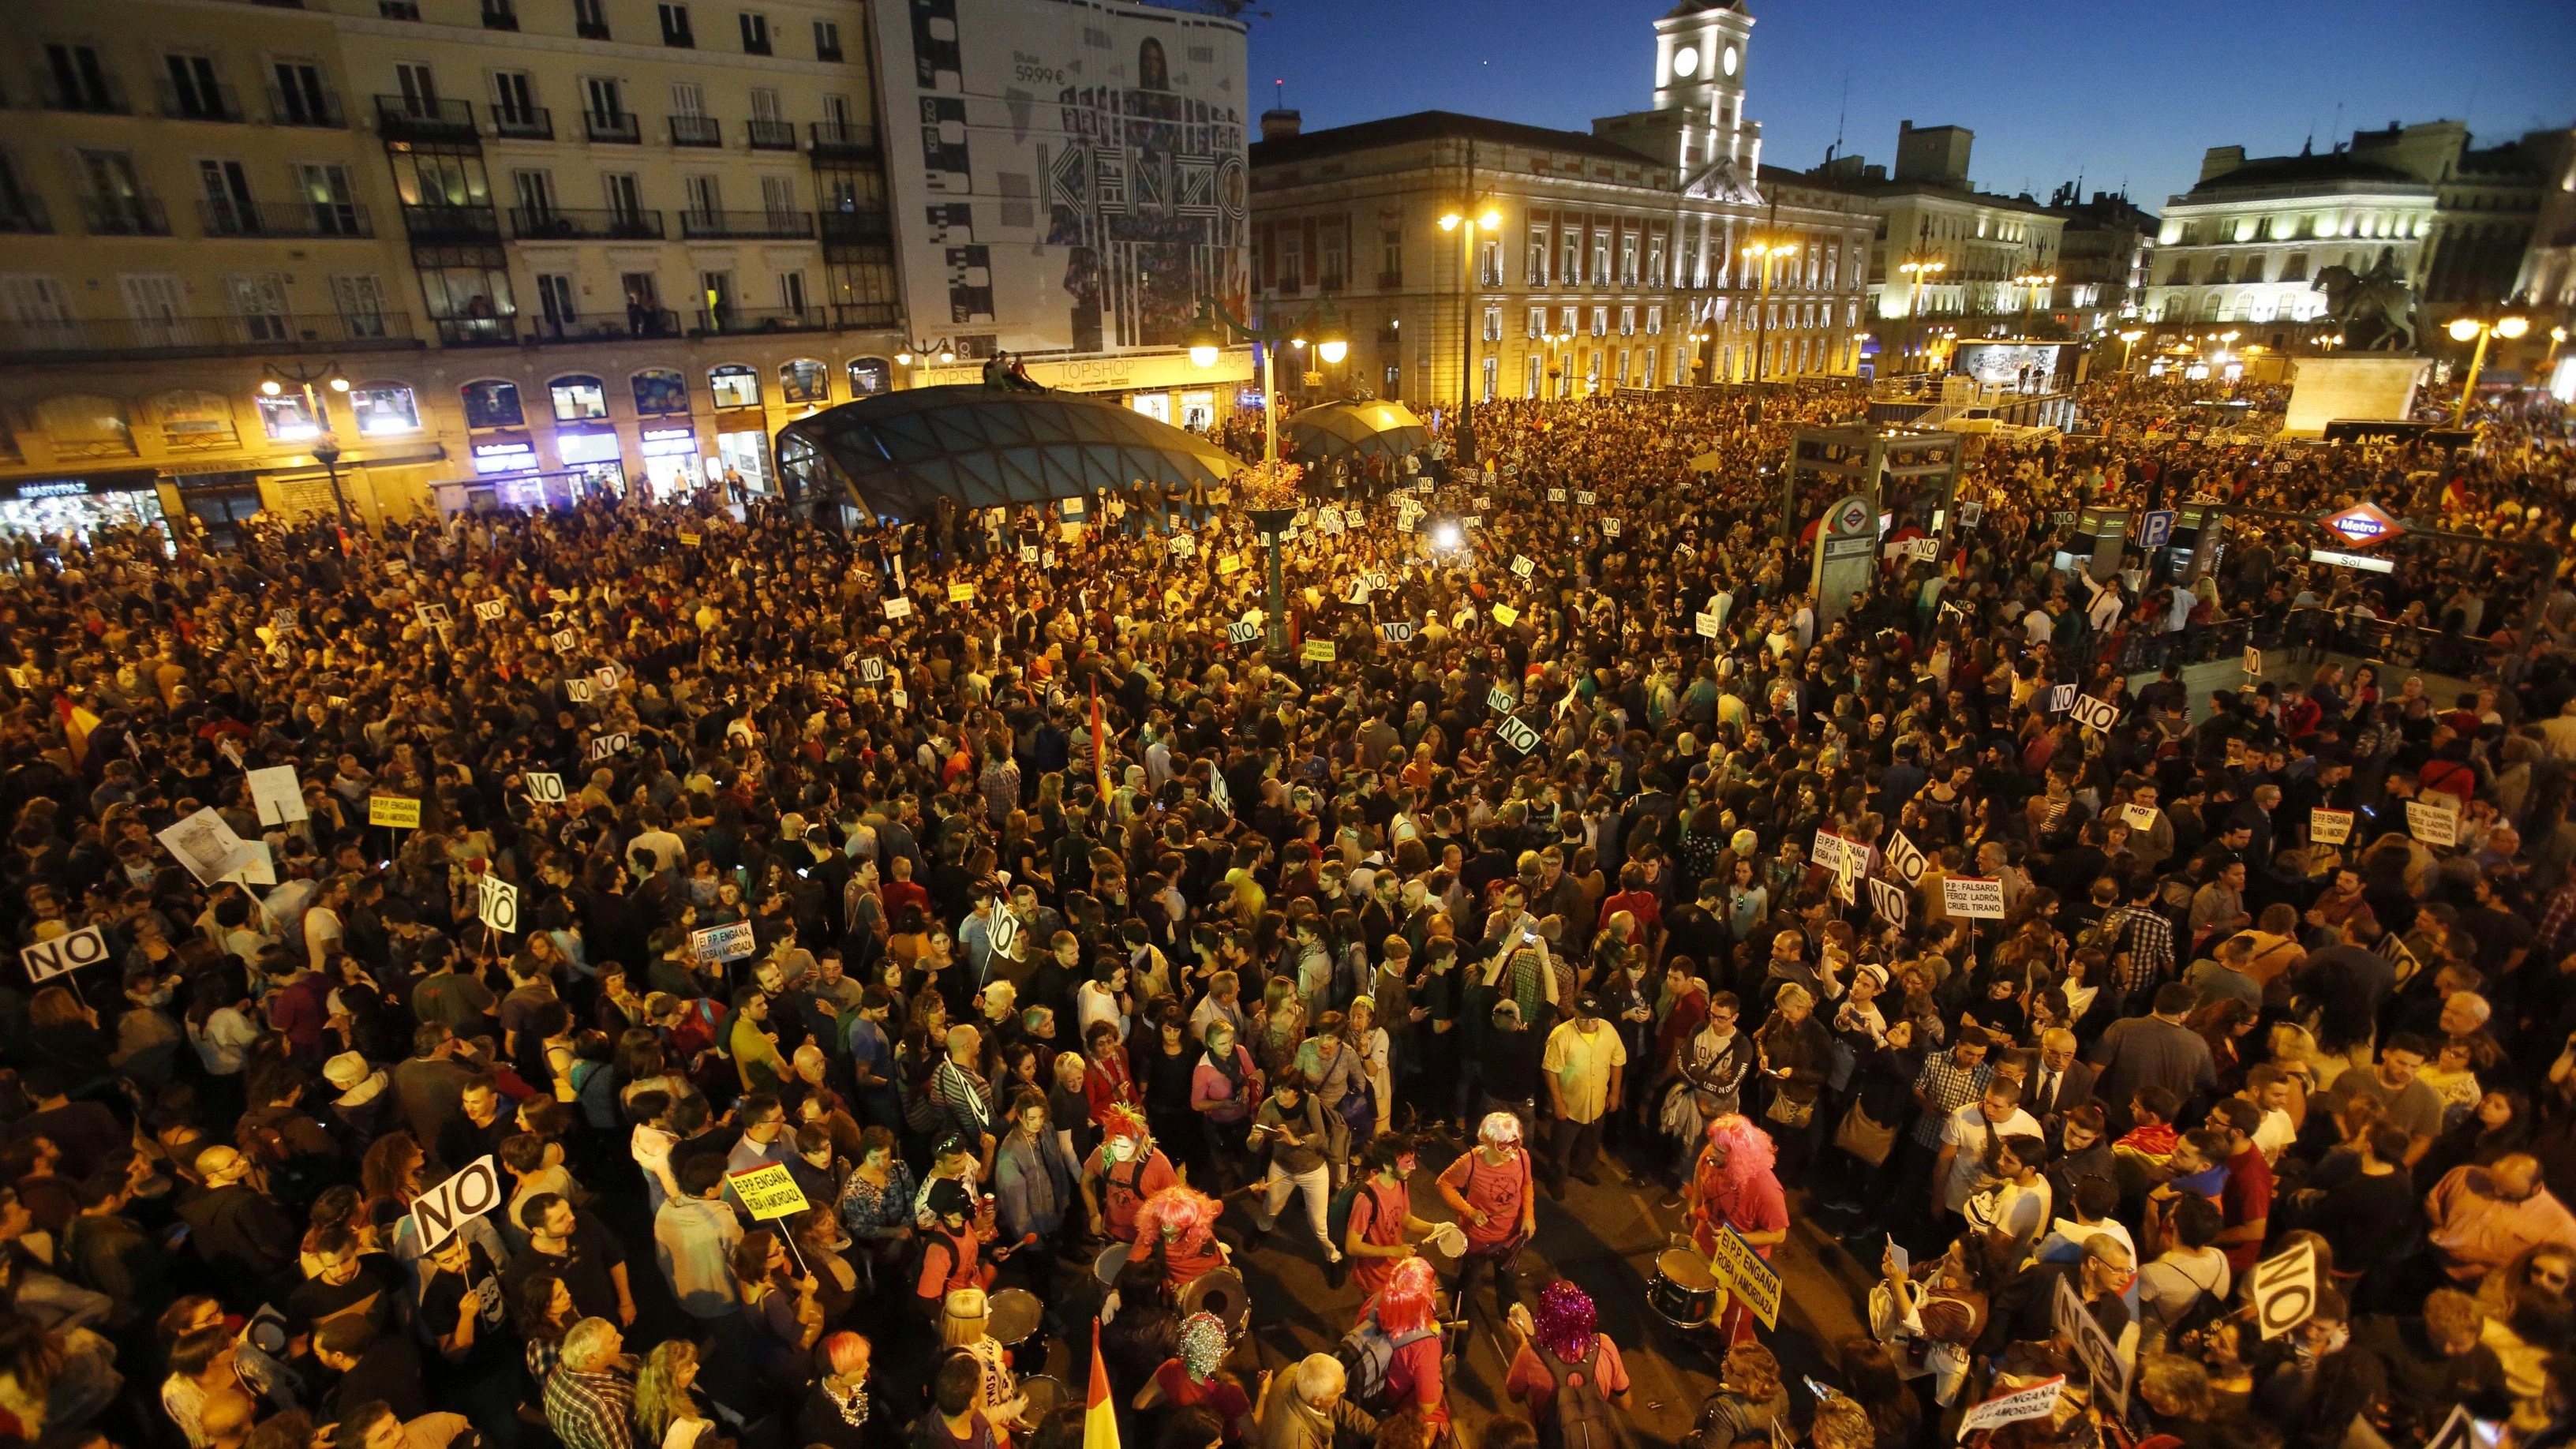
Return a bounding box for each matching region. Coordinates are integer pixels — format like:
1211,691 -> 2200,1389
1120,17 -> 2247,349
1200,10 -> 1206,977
0,367 -> 2570,1449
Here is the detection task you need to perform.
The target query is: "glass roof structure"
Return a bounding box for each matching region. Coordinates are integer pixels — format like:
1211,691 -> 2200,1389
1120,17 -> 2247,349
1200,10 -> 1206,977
1283,400 -> 1431,463
777,384 -> 1244,520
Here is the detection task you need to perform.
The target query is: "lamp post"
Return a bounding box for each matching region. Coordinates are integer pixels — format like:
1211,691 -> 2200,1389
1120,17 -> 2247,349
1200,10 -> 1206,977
893,336 -> 959,378
1898,235 -> 1947,376
1438,201 -> 1500,470
1743,239 -> 1795,383
261,361 -> 354,530
2447,313 -> 2529,423
1185,298 -> 1347,657
2117,328 -> 2144,373
2012,270 -> 2057,324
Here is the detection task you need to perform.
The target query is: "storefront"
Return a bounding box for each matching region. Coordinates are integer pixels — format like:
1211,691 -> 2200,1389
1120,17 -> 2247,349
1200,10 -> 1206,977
713,431 -> 773,493
553,428 -> 628,499
163,468 -> 265,547
0,468 -> 172,545
640,425 -> 704,500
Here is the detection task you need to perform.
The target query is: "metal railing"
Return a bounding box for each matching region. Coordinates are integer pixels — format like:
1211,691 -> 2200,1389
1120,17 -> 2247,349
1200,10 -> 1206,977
82,197 -> 171,236
0,312 -> 417,358
668,114 -> 722,147
746,118 -> 796,150
481,2 -> 519,28
268,83 -> 345,127
490,106 -> 552,140
2099,606 -> 2504,683
36,70 -> 129,114
577,19 -> 612,37
809,121 -> 876,155
0,197 -> 54,234
434,316 -> 518,346
830,301 -> 899,330
1376,270 -> 1402,290
156,77 -> 245,122
680,208 -> 812,239
694,305 -> 832,335
509,206 -> 665,241
526,309 -> 680,342
399,204 -> 502,242
200,199 -> 372,238
584,109 -> 641,143
375,95 -> 476,139
820,212 -> 893,246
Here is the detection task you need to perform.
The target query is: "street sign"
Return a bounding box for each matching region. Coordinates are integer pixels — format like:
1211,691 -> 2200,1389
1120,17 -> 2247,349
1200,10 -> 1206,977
2319,500 -> 2403,549
2137,509 -> 2177,549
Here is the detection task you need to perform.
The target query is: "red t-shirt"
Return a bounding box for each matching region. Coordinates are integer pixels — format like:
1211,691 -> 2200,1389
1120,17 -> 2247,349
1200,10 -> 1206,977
1437,1148 -> 1530,1247
1159,1230 -> 1224,1288
1383,1334 -> 1447,1425
1691,1163 -> 1788,1260
2221,1146 -> 2274,1273
1152,1361 -> 1252,1435
1084,1148 -> 1177,1240
1346,1179 -> 1411,1296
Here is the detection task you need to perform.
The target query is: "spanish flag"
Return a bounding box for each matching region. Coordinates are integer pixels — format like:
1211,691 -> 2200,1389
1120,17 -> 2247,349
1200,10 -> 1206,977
1084,1323 -> 1119,1449
54,695 -> 99,769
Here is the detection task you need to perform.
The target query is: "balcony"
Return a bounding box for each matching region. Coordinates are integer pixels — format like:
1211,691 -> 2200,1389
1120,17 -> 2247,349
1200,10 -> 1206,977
200,199 -> 373,238
379,1 -> 421,16
38,72 -> 131,114
509,206 -> 665,241
268,84 -> 345,128
746,119 -> 797,152
375,95 -> 477,141
695,305 -> 831,335
0,311 -> 418,361
490,106 -> 552,140
660,25 -> 695,47
399,204 -> 502,242
668,114 -> 722,148
434,316 -> 519,346
831,301 -> 899,330
809,121 -> 877,158
820,211 -> 893,247
156,78 -> 245,122
528,309 -> 679,342
1376,270 -> 1402,289
82,197 -> 172,236
815,42 -> 843,62
577,19 -> 612,37
481,2 -> 519,28
0,196 -> 54,234
680,208 -> 811,240
584,110 -> 641,144
741,35 -> 773,55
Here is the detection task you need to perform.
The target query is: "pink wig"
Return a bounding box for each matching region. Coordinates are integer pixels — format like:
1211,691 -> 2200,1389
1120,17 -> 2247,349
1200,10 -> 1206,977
1703,1113 -> 1779,1196
1374,1256 -> 1438,1334
1136,1185 -> 1219,1247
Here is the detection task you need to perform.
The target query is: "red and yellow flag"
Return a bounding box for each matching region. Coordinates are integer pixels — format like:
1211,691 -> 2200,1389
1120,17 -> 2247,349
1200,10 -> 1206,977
1084,1323 -> 1120,1449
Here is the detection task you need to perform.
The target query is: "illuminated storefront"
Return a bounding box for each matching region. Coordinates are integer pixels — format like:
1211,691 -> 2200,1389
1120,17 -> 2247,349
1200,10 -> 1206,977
0,469 -> 172,543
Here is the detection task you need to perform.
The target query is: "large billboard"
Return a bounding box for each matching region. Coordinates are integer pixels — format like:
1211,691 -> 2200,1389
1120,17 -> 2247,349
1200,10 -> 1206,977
872,0 -> 1249,361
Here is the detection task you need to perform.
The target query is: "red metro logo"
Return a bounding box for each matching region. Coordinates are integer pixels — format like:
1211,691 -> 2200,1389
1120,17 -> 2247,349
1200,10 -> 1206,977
2320,501 -> 2403,549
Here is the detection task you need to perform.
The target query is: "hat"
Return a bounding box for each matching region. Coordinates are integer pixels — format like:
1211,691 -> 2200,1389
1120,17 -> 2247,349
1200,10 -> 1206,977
1573,993 -> 1603,1018
927,1178 -> 974,1218
323,1052 -> 372,1090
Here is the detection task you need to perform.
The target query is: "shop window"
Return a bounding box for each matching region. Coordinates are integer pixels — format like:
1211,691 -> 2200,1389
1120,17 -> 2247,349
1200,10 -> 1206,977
349,382 -> 420,436
256,393 -> 324,443
846,358 -> 890,395
709,365 -> 760,408
151,390 -> 240,450
550,374 -> 609,421
460,380 -> 526,430
633,369 -> 689,416
781,359 -> 829,405
34,395 -> 137,458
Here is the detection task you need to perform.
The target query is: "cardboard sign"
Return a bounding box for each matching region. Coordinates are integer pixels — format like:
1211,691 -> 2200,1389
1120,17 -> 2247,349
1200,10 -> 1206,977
593,667 -> 620,693
1943,876 -> 2006,919
2243,646 -> 2263,677
1496,716 -> 1542,755
1707,1226 -> 1780,1329
691,920 -> 757,963
2422,1406 -> 2486,1449
272,608 -> 298,631
1905,537 -> 1939,562
1226,621 -> 1260,646
1884,830 -> 1928,887
1959,1378 -> 2064,1437
2406,799 -> 2458,847
1868,878 -> 1909,927
552,629 -> 579,653
2121,803 -> 2159,833
566,680 -> 593,703
2069,694 -> 2120,733
1041,550 -> 1056,568
1345,581 -> 1372,607
859,657 -> 887,684
1487,686 -> 1515,712
677,531 -> 702,546
2252,1240 -> 2318,1340
987,909 -> 1022,962
1170,534 -> 1196,559
1512,555 -> 1536,578
21,925 -> 112,983
223,841 -> 276,887
1601,519 -> 1619,537
1491,603 -> 1519,627
2308,808 -> 2353,846
1300,639 -> 1336,664
551,588 -> 576,603
1218,555 -> 1241,576
1319,509 -> 1346,536
477,877 -> 520,934
1811,831 -> 1850,874
1957,500 -> 1983,527
590,732 -> 630,762
1548,488 -> 1566,503
1463,515 -> 1483,530
2047,683 -> 2077,714
1473,496 -> 1491,511
889,689 -> 910,710
414,603 -> 452,627
526,772 -> 566,803
1379,621 -> 1416,644
410,1155 -> 503,1252
1695,611 -> 1720,638
727,1162 -> 811,1220
1575,490 -> 1597,506
884,596 -> 915,620
474,600 -> 507,622
2053,1274 -> 2129,1414
948,583 -> 975,603
369,796 -> 422,829
1020,545 -> 1039,564
247,766 -> 307,826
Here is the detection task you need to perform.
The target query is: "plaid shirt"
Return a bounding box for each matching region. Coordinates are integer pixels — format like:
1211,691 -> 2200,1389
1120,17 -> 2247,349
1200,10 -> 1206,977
2108,905 -> 2174,1001
544,1367 -> 635,1449
1911,1052 -> 1994,1148
2542,882 -> 2576,958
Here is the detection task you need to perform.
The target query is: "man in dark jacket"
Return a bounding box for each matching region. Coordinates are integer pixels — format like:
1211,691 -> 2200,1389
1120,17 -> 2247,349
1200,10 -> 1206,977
178,1145 -> 303,1305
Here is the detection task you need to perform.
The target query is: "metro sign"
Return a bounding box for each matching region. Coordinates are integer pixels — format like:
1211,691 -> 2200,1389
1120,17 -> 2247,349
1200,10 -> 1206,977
1831,497 -> 1872,535
2319,500 -> 2403,549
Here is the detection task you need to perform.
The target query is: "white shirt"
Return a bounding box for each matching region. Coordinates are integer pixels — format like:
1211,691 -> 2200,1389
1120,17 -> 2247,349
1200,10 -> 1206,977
1940,1103 -> 2041,1211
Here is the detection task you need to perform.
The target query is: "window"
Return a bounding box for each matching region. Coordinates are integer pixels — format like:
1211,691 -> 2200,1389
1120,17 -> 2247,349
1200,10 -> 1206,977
1320,223 -> 1345,291
550,375 -> 608,420
1646,305 -> 1661,335
492,70 -> 537,126
1380,227 -> 1402,285
1558,305 -> 1577,336
1561,234 -> 1579,286
633,368 -> 688,414
671,81 -> 705,117
604,173 -> 643,220
152,389 -> 239,449
750,88 -> 782,123
1619,234 -> 1638,286
1526,307 -> 1543,339
1641,350 -> 1657,388
1648,237 -> 1665,288
1589,305 -> 1607,338
709,364 -> 759,407
781,358 -> 828,403
2280,253 -> 2309,283
331,274 -> 391,336
256,393 -> 323,441
1275,230 -> 1301,292
535,274 -> 575,334
738,13 -> 770,54
684,176 -> 720,215
459,380 -> 524,429
779,270 -> 807,314
1526,231 -> 1548,286
163,54 -> 230,122
1481,305 -> 1500,343
1619,305 -> 1634,336
349,382 -> 419,435
846,358 -> 889,395
658,4 -> 694,45
1481,356 -> 1497,402
574,0 -> 609,36
1591,232 -> 1608,285
1478,239 -> 1500,287
395,63 -> 439,113
586,77 -> 624,120
1526,355 -> 1541,398
813,20 -> 842,60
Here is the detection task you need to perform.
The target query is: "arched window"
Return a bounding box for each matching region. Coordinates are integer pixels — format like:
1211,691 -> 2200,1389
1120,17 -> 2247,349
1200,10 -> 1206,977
35,395 -> 137,457
781,359 -> 829,405
348,382 -> 420,436
550,375 -> 609,421
150,390 -> 239,450
709,365 -> 760,409
846,358 -> 891,395
632,369 -> 689,416
459,380 -> 525,429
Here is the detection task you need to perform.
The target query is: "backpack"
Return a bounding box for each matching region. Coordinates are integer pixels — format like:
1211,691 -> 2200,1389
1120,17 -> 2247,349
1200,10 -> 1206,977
1334,1319 -> 1440,1415
1544,1346 -> 1629,1449
238,1112 -> 336,1200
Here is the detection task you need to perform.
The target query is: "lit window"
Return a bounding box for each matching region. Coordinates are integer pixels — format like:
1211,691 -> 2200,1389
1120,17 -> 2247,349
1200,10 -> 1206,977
257,394 -> 324,441
348,383 -> 420,435
459,380 -> 526,429
633,369 -> 690,415
550,375 -> 609,421
781,359 -> 829,403
710,365 -> 760,408
846,358 -> 890,395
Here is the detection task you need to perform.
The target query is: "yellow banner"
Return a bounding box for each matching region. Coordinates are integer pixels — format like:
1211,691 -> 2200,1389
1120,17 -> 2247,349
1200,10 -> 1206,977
677,532 -> 702,546
1492,604 -> 1520,627
1707,1226 -> 1780,1329
1301,639 -> 1336,663
727,1162 -> 811,1220
368,796 -> 422,829
949,583 -> 975,603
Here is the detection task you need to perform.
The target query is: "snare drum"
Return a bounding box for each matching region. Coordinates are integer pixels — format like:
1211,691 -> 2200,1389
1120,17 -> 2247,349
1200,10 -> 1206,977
1179,1266 -> 1249,1335
1646,1248 -> 1718,1328
987,1288 -> 1044,1349
1093,1242 -> 1132,1286
1016,1375 -> 1065,1424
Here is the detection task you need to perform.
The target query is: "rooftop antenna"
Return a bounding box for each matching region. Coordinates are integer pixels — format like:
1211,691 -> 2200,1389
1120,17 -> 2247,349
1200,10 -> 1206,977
2331,100 -> 2343,150
1833,69 -> 1848,158
1273,78 -> 1285,110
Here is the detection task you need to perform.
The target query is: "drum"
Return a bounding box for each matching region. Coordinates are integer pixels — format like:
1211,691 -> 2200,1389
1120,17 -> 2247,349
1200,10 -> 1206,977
1178,1267 -> 1249,1335
1646,1248 -> 1717,1328
987,1288 -> 1044,1349
1017,1375 -> 1065,1424
1093,1242 -> 1132,1286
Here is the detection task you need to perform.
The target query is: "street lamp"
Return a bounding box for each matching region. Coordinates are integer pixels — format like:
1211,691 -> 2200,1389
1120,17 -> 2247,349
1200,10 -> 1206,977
1743,240 -> 1796,383
894,337 -> 959,369
2447,313 -> 2529,422
1438,201 -> 1501,468
2012,271 -> 2057,320
2117,328 -> 2144,373
263,360 -> 355,530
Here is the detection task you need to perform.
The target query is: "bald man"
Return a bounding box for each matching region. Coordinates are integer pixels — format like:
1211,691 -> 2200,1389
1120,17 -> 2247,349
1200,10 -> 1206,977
2427,1153 -> 2576,1282
176,1146 -> 301,1301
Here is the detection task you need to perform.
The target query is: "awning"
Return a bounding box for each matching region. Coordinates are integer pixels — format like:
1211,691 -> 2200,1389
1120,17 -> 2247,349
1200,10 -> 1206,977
1282,400 -> 1430,464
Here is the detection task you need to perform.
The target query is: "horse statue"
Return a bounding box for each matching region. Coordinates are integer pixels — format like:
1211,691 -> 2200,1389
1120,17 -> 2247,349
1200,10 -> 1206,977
2312,248 -> 2417,353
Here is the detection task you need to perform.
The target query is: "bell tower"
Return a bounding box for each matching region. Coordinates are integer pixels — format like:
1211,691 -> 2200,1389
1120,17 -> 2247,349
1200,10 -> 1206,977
1653,0 -> 1756,175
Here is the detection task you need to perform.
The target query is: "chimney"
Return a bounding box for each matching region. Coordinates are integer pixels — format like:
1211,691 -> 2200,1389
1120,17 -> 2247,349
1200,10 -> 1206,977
2198,145 -> 2246,183
1260,109 -> 1301,143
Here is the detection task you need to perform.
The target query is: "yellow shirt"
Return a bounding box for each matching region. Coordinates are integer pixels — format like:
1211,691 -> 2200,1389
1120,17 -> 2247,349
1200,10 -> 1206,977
1541,1020 -> 1628,1123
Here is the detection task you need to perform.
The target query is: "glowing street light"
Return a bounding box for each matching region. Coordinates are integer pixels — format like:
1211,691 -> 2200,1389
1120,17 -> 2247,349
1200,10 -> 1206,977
2447,314 -> 2529,422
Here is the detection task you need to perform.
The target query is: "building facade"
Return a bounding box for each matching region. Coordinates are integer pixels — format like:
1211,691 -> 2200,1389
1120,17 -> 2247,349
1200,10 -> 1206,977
1244,0 -> 1874,410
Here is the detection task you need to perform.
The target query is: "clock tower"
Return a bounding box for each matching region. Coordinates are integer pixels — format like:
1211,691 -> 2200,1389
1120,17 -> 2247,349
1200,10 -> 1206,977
1654,0 -> 1757,178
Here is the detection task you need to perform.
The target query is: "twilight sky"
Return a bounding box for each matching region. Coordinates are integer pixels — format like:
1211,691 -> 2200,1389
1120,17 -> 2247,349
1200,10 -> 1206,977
1241,0 -> 2576,213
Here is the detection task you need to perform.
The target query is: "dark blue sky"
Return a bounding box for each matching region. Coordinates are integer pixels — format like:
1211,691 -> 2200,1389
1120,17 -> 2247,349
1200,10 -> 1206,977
1243,0 -> 2575,212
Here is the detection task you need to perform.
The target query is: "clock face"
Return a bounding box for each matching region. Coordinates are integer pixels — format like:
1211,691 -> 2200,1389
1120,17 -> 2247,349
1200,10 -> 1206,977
1671,47 -> 1698,77
1722,44 -> 1739,76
